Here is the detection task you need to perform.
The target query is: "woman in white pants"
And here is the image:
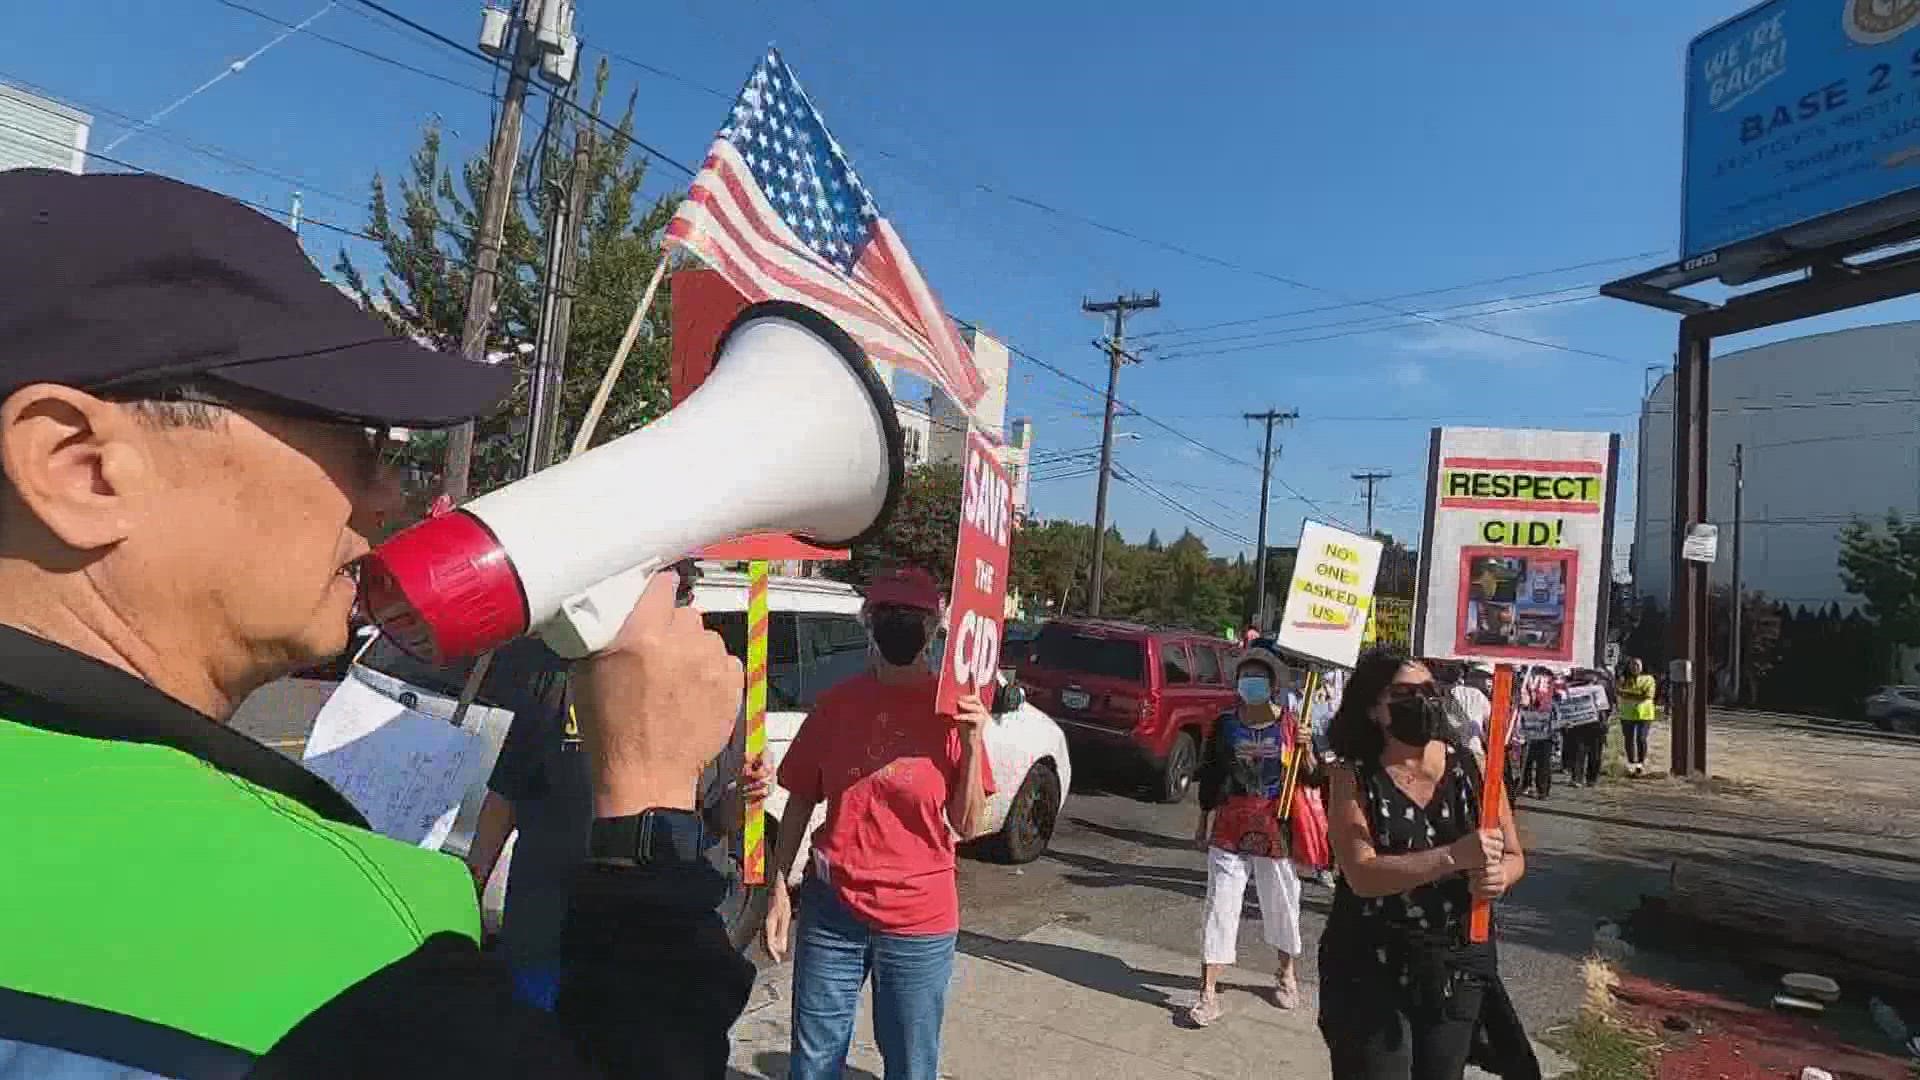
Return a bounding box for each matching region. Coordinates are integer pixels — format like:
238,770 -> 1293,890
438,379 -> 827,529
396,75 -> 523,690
1189,648 -> 1307,1026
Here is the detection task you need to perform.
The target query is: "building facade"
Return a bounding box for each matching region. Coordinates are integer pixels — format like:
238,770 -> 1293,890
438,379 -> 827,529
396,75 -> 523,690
883,326 -> 1033,517
1633,321 -> 1920,613
0,82 -> 90,174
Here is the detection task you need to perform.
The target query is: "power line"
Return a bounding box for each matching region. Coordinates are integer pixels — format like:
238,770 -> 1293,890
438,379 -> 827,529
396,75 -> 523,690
0,70 -> 365,210
1113,465 -> 1254,546
345,0 -> 696,176
209,0 -> 496,97
585,38 -> 1665,363
1152,287 -> 1598,360
965,187 -> 1636,365
113,1 -> 338,153
1132,251 -> 1665,342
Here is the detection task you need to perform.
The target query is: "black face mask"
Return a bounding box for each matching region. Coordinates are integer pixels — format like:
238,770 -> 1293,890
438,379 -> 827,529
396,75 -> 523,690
870,611 -> 930,667
1386,695 -> 1448,747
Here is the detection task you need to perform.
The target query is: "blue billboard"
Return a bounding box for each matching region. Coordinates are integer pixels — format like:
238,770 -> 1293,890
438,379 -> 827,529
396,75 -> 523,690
1683,0 -> 1920,261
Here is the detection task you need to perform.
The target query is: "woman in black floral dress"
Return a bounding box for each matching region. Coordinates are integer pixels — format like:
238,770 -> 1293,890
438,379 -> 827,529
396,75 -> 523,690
1317,647 -> 1538,1080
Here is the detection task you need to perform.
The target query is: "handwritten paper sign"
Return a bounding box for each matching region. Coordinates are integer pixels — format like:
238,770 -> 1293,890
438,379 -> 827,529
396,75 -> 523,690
302,674 -> 513,851
1554,684 -> 1606,728
1275,521 -> 1384,669
937,429 -> 1014,715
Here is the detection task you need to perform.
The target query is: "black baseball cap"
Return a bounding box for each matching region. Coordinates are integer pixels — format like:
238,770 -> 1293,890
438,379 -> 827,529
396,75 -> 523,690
0,169 -> 511,427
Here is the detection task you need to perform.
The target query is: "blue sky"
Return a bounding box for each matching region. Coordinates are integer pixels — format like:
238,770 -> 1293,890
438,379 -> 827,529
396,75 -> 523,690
7,0 -> 1911,573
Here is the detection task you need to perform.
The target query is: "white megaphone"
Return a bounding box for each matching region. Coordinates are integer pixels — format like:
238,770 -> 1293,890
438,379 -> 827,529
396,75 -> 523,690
361,300 -> 905,662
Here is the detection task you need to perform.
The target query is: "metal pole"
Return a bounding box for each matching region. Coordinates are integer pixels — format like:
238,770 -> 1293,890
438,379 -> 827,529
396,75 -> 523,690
1729,442 -> 1744,706
443,0 -> 544,501
525,117 -> 591,475
1669,320 -> 1710,776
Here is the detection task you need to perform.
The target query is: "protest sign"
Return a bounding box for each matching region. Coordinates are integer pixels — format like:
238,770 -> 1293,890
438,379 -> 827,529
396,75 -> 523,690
1413,428 -> 1621,670
1554,684 -> 1606,729
1364,596 -> 1413,650
302,673 -> 513,851
1275,521 -> 1384,670
937,428 -> 1015,715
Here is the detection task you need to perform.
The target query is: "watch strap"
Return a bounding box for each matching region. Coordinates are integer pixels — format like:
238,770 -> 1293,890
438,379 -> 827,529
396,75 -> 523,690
588,809 -> 707,866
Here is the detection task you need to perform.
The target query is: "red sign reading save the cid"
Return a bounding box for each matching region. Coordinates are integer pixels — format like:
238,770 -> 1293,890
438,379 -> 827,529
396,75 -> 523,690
936,430 -> 1014,716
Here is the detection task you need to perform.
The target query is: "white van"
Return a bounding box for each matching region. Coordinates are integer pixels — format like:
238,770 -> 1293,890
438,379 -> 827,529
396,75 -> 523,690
327,568 -> 1070,947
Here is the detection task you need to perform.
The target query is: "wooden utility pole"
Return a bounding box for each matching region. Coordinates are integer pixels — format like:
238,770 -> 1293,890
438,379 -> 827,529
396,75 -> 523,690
1245,409 -> 1298,630
1082,290 -> 1160,616
525,119 -> 593,475
444,0 -> 547,501
1352,470 -> 1392,535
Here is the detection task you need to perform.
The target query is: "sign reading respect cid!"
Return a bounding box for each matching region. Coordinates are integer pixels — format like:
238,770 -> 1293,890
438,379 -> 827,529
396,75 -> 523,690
937,431 -> 1015,715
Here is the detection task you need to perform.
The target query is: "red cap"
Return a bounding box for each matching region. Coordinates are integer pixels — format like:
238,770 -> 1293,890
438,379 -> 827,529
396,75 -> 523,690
863,566 -> 942,613
359,509 -> 529,665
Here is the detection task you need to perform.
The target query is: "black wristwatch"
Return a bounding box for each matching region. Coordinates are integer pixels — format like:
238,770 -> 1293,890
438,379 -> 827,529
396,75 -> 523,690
587,809 -> 708,868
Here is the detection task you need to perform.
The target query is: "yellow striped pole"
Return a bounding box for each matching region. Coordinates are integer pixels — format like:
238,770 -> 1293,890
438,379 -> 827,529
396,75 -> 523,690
743,560 -> 770,886
1278,669 -> 1317,823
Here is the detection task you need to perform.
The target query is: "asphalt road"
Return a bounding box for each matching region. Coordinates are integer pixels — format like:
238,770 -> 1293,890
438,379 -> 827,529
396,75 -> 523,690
241,678 -> 1895,1032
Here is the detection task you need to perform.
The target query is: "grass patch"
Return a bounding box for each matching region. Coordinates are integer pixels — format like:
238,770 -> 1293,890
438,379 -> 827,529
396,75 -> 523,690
1543,1011 -> 1659,1080
1540,958 -> 1661,1080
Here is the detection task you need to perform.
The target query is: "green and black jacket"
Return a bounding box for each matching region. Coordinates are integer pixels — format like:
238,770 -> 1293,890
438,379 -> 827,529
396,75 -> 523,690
0,625 -> 753,1078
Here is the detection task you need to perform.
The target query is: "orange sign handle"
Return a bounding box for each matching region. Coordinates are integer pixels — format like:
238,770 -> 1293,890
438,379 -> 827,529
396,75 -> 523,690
1468,663 -> 1514,944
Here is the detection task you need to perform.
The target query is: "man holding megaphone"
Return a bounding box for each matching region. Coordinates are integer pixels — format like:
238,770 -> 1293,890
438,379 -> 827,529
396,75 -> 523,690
0,172 -> 766,1077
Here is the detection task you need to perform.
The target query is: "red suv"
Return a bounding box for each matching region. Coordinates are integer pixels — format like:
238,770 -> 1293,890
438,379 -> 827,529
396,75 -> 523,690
1015,620 -> 1239,803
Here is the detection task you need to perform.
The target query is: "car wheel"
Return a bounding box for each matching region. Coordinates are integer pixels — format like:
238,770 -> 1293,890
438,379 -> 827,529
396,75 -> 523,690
1895,714 -> 1920,736
720,816 -> 778,952
989,762 -> 1061,865
1158,731 -> 1199,805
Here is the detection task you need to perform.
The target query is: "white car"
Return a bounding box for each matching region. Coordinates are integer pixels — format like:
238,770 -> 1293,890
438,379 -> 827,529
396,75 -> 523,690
322,568 -> 1071,947
691,570 -> 1072,877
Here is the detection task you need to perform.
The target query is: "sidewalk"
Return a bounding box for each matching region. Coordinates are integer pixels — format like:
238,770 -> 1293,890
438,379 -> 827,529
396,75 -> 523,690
728,922 -> 1572,1079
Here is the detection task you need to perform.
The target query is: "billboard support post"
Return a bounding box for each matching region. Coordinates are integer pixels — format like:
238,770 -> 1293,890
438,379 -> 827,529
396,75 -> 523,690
1668,322 -> 1709,777
1611,249 -> 1920,778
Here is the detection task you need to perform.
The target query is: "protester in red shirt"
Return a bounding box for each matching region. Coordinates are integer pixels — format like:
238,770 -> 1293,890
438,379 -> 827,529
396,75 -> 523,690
762,566 -> 994,1080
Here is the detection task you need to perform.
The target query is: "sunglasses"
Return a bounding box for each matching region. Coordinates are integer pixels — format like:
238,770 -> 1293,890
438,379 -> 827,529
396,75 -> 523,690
1386,682 -> 1441,704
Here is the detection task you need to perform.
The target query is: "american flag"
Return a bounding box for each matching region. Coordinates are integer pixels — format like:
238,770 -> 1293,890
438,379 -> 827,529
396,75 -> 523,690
666,48 -> 989,422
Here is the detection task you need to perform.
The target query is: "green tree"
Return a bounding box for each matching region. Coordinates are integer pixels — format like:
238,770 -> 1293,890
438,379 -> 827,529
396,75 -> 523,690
1010,519 -> 1092,615
1837,513 -> 1920,677
334,60 -> 677,496
827,463 -> 964,591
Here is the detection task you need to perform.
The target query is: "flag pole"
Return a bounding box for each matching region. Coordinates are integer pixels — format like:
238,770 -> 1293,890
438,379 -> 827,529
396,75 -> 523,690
570,253 -> 671,458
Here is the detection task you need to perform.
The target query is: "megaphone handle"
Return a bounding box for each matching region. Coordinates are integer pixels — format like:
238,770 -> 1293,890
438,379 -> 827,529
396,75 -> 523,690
536,560 -> 667,659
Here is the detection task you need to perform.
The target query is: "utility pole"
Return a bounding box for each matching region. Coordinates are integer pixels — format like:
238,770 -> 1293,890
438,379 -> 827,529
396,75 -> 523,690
443,0 -> 552,501
1082,290 -> 1160,616
1352,470 -> 1392,535
525,116 -> 593,475
1728,442 -> 1744,705
1245,409 -> 1299,630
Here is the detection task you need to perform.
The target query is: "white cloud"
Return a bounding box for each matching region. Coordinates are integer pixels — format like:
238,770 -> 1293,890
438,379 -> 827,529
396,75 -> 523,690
1388,294 -> 1600,367
1391,359 -> 1427,388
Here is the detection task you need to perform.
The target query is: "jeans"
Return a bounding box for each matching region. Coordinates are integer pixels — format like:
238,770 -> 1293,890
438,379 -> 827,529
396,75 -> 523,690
1522,740 -> 1553,798
510,965 -> 560,1011
1621,720 -> 1651,765
790,879 -> 957,1080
